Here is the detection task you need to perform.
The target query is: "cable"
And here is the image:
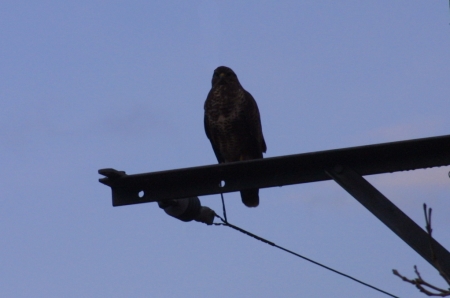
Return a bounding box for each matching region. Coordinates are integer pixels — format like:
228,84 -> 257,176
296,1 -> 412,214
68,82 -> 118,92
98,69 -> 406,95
214,196 -> 399,298
220,192 -> 227,222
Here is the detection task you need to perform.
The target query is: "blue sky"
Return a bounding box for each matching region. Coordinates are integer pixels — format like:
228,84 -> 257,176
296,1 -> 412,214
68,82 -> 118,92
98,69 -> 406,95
1,1 -> 450,297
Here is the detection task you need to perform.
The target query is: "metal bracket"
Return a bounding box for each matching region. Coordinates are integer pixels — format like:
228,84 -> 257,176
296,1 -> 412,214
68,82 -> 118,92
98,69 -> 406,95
326,165 -> 450,277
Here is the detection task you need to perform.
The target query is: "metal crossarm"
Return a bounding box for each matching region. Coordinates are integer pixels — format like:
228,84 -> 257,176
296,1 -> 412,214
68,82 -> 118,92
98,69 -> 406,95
99,134 -> 450,206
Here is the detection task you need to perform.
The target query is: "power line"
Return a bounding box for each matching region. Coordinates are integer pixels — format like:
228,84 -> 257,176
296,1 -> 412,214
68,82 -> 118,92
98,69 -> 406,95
214,194 -> 399,298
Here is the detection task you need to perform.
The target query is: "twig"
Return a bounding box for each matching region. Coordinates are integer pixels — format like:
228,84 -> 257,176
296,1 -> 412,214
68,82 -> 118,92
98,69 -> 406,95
393,204 -> 450,296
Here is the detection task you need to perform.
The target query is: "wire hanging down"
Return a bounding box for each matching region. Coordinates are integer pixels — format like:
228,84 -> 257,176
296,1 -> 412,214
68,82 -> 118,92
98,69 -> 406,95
219,192 -> 227,223
214,195 -> 399,298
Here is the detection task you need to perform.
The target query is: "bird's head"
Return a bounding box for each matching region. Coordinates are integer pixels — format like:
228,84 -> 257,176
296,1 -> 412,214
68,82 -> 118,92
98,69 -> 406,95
211,66 -> 240,87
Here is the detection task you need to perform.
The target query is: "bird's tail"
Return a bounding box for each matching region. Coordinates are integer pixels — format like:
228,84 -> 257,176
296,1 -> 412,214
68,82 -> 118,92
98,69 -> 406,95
240,189 -> 259,207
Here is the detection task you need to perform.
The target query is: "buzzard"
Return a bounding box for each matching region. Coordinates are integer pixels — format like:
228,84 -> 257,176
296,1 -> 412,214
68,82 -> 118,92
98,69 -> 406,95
204,66 -> 267,207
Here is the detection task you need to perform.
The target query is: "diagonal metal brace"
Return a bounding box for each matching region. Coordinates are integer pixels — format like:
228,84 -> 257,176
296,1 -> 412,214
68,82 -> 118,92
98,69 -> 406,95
326,165 -> 450,277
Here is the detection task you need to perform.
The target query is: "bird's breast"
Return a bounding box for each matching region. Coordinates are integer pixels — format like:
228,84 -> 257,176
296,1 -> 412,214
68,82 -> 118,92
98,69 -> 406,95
208,88 -> 244,120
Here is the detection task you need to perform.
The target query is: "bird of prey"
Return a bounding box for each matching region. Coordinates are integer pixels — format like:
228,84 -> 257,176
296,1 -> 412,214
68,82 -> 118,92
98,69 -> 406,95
204,66 -> 267,207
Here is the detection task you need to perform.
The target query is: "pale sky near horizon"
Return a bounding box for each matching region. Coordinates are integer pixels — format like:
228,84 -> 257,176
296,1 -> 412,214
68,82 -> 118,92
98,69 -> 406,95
1,1 -> 450,297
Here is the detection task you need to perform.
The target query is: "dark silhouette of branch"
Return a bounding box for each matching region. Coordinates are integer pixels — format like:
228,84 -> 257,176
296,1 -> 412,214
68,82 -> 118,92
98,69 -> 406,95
393,204 -> 450,296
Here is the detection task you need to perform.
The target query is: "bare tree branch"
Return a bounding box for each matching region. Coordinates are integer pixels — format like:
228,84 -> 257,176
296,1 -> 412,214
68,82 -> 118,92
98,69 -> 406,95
393,204 -> 450,296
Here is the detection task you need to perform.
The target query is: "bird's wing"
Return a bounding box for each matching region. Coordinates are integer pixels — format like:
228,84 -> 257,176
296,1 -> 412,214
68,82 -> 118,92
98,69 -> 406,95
244,90 -> 267,154
204,96 -> 225,163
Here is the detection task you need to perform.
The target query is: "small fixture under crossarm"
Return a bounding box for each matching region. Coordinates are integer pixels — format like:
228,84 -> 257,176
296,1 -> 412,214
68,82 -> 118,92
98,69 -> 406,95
157,197 -> 215,225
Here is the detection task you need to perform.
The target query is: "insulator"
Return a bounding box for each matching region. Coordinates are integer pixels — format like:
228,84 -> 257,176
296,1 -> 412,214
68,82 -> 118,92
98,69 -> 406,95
158,197 -> 215,225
